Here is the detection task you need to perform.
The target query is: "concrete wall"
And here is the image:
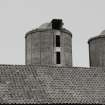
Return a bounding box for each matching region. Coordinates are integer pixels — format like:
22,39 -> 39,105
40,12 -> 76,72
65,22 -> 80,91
25,29 -> 72,66
61,32 -> 72,66
40,30 -> 53,65
88,36 -> 105,67
31,32 -> 41,64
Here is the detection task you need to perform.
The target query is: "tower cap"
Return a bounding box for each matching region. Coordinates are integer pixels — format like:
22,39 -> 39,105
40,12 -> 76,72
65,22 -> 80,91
51,19 -> 64,30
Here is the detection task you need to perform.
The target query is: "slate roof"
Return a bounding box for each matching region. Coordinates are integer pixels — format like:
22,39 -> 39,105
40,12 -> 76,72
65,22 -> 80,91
0,65 -> 105,104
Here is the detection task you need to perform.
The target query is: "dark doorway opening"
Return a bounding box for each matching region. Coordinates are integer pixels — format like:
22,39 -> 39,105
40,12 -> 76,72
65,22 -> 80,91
56,52 -> 61,64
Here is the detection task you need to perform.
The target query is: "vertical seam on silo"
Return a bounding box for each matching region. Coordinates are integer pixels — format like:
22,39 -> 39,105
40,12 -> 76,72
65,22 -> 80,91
89,43 -> 91,67
51,30 -> 53,65
50,30 -> 51,65
64,34 -> 66,66
31,33 -> 32,64
71,36 -> 72,66
40,32 -> 41,65
102,41 -> 104,66
25,36 -> 27,64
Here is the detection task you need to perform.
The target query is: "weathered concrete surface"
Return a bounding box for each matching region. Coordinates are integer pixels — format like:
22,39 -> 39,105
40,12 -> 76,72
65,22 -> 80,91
88,36 -> 105,67
25,28 -> 72,66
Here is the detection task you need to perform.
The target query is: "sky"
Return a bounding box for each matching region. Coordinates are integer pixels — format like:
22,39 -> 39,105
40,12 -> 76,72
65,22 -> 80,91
0,0 -> 105,67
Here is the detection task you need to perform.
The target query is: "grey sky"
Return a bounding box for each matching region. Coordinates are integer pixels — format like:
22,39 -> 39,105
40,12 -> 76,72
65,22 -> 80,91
0,0 -> 105,67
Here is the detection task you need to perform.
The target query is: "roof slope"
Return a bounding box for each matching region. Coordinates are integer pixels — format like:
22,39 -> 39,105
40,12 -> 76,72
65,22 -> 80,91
0,65 -> 105,104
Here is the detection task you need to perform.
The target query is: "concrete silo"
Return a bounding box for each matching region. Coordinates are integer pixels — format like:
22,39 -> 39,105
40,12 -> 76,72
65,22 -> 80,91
88,30 -> 105,67
25,19 -> 72,66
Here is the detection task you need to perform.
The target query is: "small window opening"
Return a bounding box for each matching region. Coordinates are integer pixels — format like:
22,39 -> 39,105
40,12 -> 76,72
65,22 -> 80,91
56,52 -> 61,64
56,35 -> 60,47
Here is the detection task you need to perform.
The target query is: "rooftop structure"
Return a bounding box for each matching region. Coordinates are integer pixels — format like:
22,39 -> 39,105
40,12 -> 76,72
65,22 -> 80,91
0,19 -> 105,104
25,19 -> 72,67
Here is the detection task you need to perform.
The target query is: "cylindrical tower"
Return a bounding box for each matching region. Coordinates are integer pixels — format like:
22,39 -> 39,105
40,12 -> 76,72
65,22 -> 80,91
25,19 -> 72,66
88,30 -> 105,67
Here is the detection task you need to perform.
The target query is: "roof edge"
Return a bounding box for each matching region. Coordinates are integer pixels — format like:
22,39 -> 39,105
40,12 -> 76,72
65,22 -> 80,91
88,35 -> 105,43
0,64 -> 101,70
25,28 -> 72,38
